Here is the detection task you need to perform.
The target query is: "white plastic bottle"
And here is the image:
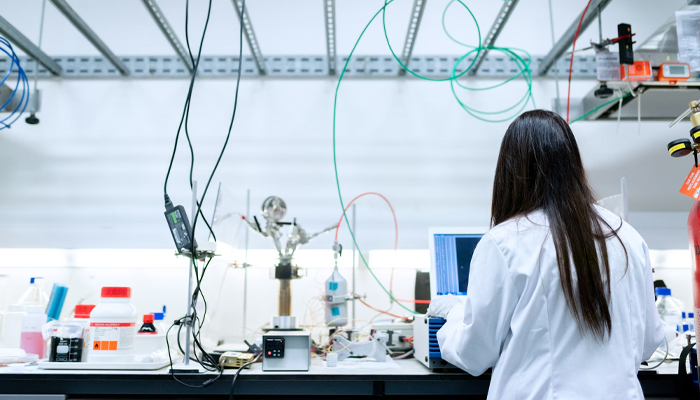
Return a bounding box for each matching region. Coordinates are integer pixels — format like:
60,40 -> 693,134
656,288 -> 683,329
17,277 -> 49,307
19,305 -> 47,358
324,267 -> 348,327
88,287 -> 137,363
0,305 -> 26,348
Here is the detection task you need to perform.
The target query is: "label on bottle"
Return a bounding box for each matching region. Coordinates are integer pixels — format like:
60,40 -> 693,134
90,322 -> 135,351
680,165 -> 700,199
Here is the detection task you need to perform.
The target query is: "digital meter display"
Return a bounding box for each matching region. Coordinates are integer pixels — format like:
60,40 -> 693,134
669,65 -> 687,75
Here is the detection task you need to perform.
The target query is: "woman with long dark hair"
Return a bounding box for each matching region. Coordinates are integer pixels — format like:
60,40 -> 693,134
429,110 -> 663,399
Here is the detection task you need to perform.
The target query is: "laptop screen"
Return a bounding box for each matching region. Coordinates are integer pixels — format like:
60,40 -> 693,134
433,234 -> 483,295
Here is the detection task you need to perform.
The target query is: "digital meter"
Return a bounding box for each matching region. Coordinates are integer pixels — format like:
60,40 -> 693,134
658,62 -> 691,84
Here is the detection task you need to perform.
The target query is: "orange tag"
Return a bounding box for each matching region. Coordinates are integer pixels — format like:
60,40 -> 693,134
680,165 -> 700,199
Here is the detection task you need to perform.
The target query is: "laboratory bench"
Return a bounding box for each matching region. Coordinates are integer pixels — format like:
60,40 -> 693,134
0,359 -> 688,399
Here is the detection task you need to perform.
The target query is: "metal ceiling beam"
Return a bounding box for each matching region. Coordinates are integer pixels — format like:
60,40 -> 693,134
469,0 -> 520,76
141,0 -> 193,73
49,0 -> 129,76
398,0 -> 427,76
323,0 -> 337,75
231,0 -> 266,75
538,0 -> 613,75
0,14 -> 62,76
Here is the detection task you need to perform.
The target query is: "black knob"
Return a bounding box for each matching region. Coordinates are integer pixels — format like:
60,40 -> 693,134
25,113 -> 39,125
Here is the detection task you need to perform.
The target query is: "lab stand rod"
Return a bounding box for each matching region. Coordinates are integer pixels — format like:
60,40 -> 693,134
49,0 -> 130,76
538,0 -> 613,75
243,188 -> 250,335
0,14 -> 62,76
184,181 -> 197,367
323,0 -> 337,75
351,203 -> 356,330
231,0 -> 267,75
398,0 -> 427,75
546,0 -> 561,114
141,0 -> 193,73
469,0 -> 520,75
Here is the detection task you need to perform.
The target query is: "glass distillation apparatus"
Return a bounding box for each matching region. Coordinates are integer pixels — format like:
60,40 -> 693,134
243,196 -> 336,330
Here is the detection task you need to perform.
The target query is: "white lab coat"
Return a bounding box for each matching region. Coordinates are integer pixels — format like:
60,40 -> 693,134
437,206 -> 664,400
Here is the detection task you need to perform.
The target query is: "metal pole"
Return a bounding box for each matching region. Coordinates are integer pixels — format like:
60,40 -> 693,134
538,0 -> 614,75
323,0 -> 336,75
469,0 -> 521,75
547,0 -> 561,113
184,181 -> 197,367
351,203 -> 356,330
0,14 -> 62,75
398,0 -> 427,75
243,189 -> 250,335
49,0 -> 130,75
598,7 -> 603,43
33,0 -> 47,93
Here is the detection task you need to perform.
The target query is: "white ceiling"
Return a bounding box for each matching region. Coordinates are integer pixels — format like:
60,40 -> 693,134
0,0 -> 688,58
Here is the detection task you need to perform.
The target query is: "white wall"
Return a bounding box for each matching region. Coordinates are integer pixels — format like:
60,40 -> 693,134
0,78 -> 696,250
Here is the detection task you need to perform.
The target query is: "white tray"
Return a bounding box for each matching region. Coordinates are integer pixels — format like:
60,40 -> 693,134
37,359 -> 171,370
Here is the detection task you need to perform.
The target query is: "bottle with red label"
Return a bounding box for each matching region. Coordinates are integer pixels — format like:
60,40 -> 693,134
138,314 -> 157,335
88,287 -> 137,363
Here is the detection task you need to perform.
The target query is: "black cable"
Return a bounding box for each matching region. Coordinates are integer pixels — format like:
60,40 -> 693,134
188,257 -> 219,371
164,0 -> 248,389
188,0 -> 247,258
163,0 -> 216,241
182,0 -> 247,374
229,354 -> 261,400
165,318 -> 225,388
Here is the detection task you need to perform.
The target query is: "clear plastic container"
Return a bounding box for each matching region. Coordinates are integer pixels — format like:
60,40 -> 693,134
17,277 -> 49,307
48,322 -> 84,362
656,287 -> 683,330
19,305 -> 47,358
88,287 -> 137,363
151,307 -> 168,333
0,305 -> 26,348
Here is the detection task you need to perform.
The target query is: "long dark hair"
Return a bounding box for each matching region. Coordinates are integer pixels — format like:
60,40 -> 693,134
491,110 -> 625,341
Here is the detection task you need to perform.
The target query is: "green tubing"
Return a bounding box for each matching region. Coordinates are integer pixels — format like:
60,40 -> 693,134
381,0 -> 482,82
333,0 -> 418,315
332,1 -> 537,315
569,92 -> 633,124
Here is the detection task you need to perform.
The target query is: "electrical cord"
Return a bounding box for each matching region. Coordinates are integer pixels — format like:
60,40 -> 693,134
183,2 -> 247,371
162,0 -> 216,241
163,0 -> 248,388
639,336 -> 669,371
161,0 -> 223,382
229,354 -> 261,400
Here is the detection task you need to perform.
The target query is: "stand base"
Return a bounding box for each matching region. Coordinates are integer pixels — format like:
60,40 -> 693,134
271,315 -> 298,330
169,361 -> 205,374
